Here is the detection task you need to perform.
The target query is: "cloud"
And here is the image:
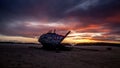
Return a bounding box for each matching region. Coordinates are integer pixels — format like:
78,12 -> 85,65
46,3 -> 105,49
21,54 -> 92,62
0,0 -> 120,43
65,0 -> 120,20
65,0 -> 99,13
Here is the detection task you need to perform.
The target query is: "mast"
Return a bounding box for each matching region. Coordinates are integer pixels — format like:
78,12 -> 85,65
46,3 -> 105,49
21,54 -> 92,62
60,31 -> 71,43
53,29 -> 56,33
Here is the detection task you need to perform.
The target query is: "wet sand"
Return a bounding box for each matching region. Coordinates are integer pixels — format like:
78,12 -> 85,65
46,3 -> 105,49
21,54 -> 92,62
0,43 -> 120,68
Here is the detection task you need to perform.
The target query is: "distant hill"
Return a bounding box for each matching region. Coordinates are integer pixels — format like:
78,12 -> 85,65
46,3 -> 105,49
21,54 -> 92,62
0,41 -> 119,47
0,41 -> 39,45
75,42 -> 120,47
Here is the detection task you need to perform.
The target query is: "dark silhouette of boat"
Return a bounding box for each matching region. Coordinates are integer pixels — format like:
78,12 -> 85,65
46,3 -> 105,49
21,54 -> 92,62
38,30 -> 71,50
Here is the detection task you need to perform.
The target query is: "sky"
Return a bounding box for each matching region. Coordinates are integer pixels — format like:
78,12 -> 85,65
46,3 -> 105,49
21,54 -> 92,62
0,0 -> 120,44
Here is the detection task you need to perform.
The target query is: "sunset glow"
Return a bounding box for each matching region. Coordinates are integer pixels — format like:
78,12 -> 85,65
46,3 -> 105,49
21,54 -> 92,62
0,35 -> 38,43
0,0 -> 120,44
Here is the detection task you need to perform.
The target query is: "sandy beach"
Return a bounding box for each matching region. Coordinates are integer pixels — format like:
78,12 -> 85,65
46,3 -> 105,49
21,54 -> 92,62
0,43 -> 120,68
